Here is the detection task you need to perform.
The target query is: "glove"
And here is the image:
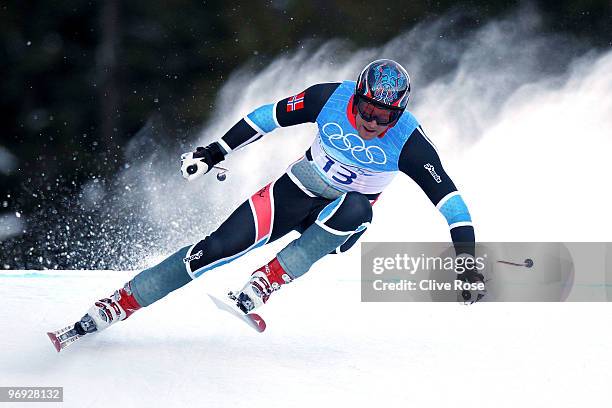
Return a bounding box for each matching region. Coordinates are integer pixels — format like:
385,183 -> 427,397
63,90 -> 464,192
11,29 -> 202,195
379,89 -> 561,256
455,255 -> 486,304
181,147 -> 211,181
180,143 -> 225,181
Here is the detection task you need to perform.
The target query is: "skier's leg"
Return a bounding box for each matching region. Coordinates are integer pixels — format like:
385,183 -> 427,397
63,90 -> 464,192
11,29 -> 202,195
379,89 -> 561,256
77,199 -> 259,334
277,191 -> 372,277
233,191 -> 373,311
328,195 -> 379,254
131,188 -> 369,309
78,174 -> 317,333
129,197 -> 257,309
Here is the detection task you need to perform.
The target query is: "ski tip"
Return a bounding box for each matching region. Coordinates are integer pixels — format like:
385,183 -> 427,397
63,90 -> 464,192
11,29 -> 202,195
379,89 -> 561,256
46,332 -> 61,353
247,313 -> 266,332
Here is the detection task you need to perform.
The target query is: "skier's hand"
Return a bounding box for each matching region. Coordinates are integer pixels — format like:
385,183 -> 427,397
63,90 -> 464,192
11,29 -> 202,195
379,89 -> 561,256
180,146 -> 212,181
455,255 -> 486,304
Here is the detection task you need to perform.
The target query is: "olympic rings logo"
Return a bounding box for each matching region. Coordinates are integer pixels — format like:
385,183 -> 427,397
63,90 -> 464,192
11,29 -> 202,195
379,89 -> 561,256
321,122 -> 387,165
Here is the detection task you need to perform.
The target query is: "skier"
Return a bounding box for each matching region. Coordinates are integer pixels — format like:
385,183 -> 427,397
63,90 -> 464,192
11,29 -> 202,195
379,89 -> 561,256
49,59 -> 484,349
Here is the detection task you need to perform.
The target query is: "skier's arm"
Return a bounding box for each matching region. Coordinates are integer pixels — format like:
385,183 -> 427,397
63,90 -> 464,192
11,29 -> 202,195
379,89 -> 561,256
398,126 -> 475,257
181,83 -> 340,180
217,82 -> 341,153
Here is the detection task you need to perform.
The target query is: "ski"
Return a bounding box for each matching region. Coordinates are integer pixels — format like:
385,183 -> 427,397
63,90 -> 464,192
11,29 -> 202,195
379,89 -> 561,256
207,294 -> 266,333
47,324 -> 83,352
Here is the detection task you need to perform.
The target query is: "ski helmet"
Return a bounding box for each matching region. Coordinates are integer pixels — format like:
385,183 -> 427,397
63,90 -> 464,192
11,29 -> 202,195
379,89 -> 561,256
355,59 -> 411,110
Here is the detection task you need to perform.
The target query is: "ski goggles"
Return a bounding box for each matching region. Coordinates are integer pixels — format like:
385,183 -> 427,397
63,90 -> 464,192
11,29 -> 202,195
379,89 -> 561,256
354,95 -> 403,126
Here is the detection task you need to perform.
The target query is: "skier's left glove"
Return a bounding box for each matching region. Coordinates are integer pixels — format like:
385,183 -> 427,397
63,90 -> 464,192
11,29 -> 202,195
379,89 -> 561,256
180,143 -> 225,181
455,255 -> 486,304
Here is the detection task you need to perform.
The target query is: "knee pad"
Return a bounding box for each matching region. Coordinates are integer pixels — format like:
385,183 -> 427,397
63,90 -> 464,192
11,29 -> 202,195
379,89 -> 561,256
342,192 -> 373,223
316,192 -> 373,235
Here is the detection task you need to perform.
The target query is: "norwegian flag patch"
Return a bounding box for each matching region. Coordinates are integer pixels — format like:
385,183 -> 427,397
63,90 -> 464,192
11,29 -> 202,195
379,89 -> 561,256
286,92 -> 305,112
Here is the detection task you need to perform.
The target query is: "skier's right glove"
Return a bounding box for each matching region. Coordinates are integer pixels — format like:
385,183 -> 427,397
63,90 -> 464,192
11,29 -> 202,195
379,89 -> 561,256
180,142 -> 225,181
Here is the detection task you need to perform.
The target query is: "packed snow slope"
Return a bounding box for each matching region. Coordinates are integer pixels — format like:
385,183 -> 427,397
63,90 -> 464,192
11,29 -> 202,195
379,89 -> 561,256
1,268 -> 611,408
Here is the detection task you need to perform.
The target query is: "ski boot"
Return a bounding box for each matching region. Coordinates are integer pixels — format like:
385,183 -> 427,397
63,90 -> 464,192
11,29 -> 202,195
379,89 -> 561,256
75,281 -> 142,335
48,282 -> 143,352
229,257 -> 292,314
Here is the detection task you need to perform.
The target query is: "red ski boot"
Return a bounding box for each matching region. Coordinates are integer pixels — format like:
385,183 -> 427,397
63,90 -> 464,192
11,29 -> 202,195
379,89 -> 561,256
229,257 -> 292,313
77,281 -> 142,334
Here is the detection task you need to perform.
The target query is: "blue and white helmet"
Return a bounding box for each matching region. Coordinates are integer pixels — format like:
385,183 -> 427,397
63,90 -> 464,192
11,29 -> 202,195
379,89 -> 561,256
355,59 -> 411,110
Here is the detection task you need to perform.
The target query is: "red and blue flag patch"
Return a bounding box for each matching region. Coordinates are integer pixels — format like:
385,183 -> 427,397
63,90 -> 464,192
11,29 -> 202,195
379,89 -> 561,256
286,92 -> 305,112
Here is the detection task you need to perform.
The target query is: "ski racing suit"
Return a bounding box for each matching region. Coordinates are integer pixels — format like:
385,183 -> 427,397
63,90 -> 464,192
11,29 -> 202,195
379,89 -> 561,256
127,81 -> 475,307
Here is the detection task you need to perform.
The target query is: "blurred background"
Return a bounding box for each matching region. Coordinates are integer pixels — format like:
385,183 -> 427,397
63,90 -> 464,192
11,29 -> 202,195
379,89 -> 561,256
1,0 -> 611,269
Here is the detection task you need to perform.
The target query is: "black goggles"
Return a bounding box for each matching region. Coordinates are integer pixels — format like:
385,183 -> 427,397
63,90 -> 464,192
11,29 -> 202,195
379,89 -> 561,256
355,95 -> 403,125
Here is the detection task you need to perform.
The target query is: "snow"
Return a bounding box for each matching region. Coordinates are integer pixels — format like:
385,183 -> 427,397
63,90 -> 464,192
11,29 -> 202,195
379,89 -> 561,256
1,265 -> 611,407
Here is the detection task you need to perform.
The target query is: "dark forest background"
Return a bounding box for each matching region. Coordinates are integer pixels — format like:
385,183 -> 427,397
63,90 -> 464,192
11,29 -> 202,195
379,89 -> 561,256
1,0 -> 611,268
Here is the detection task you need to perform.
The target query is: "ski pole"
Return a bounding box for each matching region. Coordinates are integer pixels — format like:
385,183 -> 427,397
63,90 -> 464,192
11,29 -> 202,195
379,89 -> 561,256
213,166 -> 229,181
496,258 -> 534,268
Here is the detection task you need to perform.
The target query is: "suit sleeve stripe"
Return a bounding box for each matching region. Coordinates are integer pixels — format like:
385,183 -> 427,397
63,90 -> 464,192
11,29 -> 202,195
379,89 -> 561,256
243,115 -> 264,135
449,221 -> 474,229
246,103 -> 279,133
272,101 -> 280,128
436,191 -> 460,210
438,194 -> 472,225
235,134 -> 264,150
217,139 -> 232,154
417,125 -> 439,155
